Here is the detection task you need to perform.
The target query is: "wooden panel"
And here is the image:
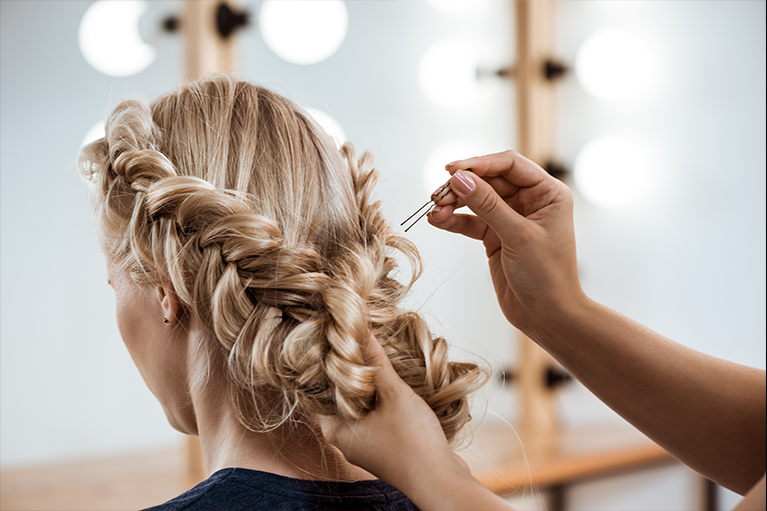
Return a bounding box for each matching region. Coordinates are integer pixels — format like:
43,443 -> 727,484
464,423 -> 675,495
181,0 -> 243,478
183,0 -> 239,81
0,448 -> 190,511
513,0 -> 562,442
514,0 -> 559,161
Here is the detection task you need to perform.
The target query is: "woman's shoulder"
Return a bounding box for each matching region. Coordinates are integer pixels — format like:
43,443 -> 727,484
142,467 -> 419,511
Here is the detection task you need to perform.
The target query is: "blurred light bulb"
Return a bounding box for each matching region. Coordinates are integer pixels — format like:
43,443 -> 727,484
78,0 -> 156,77
422,142 -> 483,196
259,0 -> 348,65
575,29 -> 650,102
573,136 -> 649,208
81,121 -> 105,149
419,39 -> 485,109
306,108 -> 346,149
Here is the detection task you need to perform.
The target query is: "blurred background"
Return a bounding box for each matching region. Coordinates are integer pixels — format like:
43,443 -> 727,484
1,1 -> 764,510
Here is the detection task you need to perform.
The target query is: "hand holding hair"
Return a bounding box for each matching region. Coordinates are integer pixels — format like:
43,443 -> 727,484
321,333 -> 513,511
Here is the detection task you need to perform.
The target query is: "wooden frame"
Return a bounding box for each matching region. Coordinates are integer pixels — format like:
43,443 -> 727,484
513,0 -> 563,442
181,0 -> 241,482
183,0 -> 239,81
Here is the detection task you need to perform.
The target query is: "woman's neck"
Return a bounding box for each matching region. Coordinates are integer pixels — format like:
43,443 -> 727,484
191,381 -> 375,482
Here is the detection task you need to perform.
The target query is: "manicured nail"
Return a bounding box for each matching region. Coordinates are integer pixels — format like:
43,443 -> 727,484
452,170 -> 475,194
432,205 -> 443,214
446,160 -> 460,168
430,184 -> 445,200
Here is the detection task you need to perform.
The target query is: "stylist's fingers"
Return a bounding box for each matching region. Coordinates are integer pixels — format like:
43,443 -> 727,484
321,333 -> 403,447
448,169 -> 525,242
364,333 -> 411,401
363,332 -> 388,367
428,209 -> 502,255
428,208 -> 484,239
365,332 -> 400,392
447,150 -> 548,187
433,176 -> 517,210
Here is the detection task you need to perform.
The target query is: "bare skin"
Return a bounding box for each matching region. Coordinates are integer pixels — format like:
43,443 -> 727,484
106,263 -> 374,483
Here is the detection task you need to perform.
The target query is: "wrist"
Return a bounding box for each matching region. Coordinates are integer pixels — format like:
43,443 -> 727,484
403,452 -> 487,511
523,290 -> 595,354
396,446 -> 461,489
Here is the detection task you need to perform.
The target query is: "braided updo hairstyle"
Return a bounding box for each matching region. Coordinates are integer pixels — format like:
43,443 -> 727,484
80,74 -> 488,444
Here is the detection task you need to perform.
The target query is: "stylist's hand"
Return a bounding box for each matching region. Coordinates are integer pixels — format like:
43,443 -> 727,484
321,333 -> 464,489
428,150 -> 585,333
321,334 -> 512,511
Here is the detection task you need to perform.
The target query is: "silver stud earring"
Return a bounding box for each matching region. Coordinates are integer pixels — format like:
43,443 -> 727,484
163,317 -> 169,324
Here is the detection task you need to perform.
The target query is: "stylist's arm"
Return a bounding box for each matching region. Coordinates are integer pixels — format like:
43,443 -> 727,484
429,151 -> 766,497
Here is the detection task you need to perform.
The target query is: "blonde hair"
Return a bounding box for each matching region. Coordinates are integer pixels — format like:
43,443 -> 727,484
80,74 -> 487,444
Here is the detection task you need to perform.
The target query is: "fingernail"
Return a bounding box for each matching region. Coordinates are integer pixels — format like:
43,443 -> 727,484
430,184 -> 445,200
452,170 -> 475,194
432,205 -> 443,214
446,160 -> 459,168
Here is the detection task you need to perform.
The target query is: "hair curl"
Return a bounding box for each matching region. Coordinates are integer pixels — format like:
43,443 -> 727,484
80,75 -> 488,444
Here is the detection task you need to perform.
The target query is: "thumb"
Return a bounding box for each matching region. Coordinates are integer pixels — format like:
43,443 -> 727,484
450,170 -> 524,239
365,332 -> 410,400
363,332 -> 390,369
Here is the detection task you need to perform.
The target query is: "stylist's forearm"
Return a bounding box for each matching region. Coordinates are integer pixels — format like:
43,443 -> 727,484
535,296 -> 766,495
395,452 -> 512,511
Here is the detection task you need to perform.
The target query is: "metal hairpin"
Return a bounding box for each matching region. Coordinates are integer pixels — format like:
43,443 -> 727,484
401,169 -> 471,232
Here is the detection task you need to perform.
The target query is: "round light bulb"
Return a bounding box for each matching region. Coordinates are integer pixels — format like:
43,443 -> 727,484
305,108 -> 346,149
575,29 -> 650,102
81,121 -> 105,149
422,142 -> 483,196
573,136 -> 648,208
259,0 -> 348,65
418,39 -> 484,109
78,0 -> 156,77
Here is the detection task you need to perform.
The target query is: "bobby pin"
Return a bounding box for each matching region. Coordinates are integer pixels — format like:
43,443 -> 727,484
400,200 -> 435,232
401,169 -> 471,232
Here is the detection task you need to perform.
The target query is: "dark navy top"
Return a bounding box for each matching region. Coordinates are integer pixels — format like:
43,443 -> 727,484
143,467 -> 419,511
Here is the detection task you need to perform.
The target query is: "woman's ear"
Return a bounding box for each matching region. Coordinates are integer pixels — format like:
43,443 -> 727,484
156,281 -> 184,327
